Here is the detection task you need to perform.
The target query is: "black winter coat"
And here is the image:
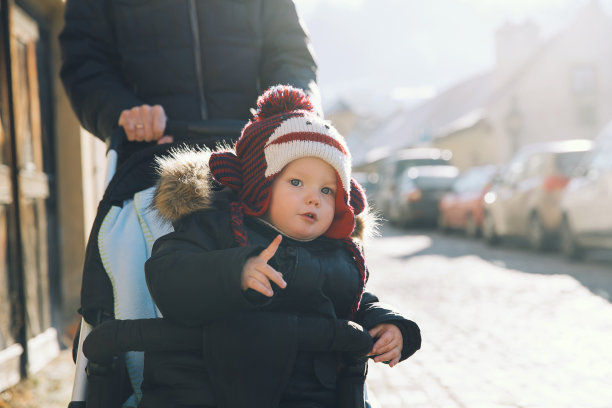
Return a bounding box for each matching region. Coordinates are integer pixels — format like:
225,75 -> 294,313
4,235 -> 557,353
141,191 -> 420,408
59,0 -> 319,152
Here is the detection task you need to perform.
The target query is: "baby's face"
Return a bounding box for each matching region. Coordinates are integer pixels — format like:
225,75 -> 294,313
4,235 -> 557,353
265,157 -> 337,240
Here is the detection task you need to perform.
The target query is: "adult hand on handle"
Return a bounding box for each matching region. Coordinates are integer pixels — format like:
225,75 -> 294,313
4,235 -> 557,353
241,235 -> 287,297
118,104 -> 173,144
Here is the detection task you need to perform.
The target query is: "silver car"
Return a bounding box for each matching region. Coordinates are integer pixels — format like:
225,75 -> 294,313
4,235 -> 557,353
482,139 -> 593,250
560,133 -> 612,259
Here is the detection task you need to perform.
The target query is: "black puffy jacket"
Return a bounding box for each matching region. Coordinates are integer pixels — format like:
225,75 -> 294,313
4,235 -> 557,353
59,0 -> 319,147
137,149 -> 422,407
142,194 -> 420,408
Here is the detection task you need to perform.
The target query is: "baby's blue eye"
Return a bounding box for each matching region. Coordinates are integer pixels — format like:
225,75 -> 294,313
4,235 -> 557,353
290,179 -> 302,187
321,187 -> 332,195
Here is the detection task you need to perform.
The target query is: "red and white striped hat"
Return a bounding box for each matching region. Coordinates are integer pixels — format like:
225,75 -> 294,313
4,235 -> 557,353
209,84 -> 367,241
209,85 -> 369,315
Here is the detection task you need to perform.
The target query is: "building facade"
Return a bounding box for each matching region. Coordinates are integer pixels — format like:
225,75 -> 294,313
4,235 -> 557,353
437,2 -> 612,167
1,0 -> 105,390
363,1 -> 612,172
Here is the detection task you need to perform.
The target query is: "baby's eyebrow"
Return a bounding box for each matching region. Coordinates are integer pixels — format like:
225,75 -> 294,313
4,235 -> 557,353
287,170 -> 337,187
324,180 -> 337,187
319,174 -> 337,185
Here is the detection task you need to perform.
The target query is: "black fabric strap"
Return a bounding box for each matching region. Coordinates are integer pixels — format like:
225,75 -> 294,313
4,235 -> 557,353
83,315 -> 374,365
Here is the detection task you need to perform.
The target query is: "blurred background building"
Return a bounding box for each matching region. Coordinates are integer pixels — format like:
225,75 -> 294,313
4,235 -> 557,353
329,1 -> 612,171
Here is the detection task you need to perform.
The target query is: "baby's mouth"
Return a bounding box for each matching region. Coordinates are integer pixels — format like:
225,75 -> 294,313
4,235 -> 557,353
302,212 -> 317,221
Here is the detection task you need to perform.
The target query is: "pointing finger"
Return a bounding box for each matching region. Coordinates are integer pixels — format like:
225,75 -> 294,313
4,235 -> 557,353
258,235 -> 282,262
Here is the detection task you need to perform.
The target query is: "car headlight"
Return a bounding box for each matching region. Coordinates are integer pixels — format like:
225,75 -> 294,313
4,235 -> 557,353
484,191 -> 496,204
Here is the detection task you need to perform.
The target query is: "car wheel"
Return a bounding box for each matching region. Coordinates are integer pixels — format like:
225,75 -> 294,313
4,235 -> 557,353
465,214 -> 479,238
560,217 -> 584,260
528,213 -> 549,251
482,211 -> 499,245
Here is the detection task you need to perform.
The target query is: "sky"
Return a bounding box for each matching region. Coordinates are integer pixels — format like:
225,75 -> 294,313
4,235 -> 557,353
293,0 -> 612,112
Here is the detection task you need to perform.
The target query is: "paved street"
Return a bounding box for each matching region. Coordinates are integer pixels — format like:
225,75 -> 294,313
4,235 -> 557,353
5,223 -> 612,407
365,224 -> 612,408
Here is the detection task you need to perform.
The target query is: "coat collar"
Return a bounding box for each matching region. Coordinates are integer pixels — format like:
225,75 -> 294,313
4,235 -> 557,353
152,147 -> 377,242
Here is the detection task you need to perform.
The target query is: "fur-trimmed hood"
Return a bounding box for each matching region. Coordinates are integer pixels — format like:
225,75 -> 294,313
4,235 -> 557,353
152,147 -> 377,242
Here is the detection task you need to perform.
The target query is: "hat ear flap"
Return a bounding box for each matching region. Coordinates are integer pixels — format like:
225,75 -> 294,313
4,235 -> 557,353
349,178 -> 368,215
208,151 -> 243,192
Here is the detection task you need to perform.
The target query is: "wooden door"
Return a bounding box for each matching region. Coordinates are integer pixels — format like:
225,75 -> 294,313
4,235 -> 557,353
10,5 -> 51,346
0,2 -> 57,386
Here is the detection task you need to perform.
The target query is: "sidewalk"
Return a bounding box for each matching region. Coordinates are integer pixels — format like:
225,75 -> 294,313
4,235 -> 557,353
2,349 -> 384,407
0,349 -> 73,408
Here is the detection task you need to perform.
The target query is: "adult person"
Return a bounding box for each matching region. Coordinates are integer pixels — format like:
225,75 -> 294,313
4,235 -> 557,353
59,0 -> 321,162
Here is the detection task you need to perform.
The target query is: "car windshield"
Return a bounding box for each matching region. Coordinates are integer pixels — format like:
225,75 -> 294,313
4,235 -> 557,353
414,176 -> 457,190
395,158 -> 450,176
454,166 -> 497,192
556,151 -> 589,175
404,166 -> 459,190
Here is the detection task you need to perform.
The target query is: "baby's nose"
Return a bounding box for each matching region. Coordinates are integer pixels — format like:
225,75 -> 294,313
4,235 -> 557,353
307,195 -> 320,206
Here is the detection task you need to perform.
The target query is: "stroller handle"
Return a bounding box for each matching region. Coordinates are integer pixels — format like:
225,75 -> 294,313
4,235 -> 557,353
105,119 -> 245,186
109,119 -> 246,152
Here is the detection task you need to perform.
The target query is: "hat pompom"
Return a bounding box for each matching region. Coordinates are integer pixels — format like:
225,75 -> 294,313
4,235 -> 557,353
209,150 -> 243,192
253,85 -> 314,121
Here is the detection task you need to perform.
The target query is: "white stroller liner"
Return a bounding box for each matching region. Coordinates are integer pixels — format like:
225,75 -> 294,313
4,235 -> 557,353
97,187 -> 172,406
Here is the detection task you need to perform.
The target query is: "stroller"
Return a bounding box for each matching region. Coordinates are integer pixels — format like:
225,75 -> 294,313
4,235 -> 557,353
67,121 -> 375,408
68,120 -> 244,408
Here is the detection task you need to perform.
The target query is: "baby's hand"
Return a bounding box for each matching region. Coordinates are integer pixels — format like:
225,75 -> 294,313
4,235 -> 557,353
241,235 -> 287,297
368,323 -> 403,368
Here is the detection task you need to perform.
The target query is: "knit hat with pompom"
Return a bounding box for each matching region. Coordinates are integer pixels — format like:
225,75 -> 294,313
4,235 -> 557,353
209,84 -> 367,241
209,85 -> 369,314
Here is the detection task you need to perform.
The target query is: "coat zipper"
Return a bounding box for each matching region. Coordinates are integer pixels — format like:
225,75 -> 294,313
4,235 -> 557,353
188,0 -> 208,120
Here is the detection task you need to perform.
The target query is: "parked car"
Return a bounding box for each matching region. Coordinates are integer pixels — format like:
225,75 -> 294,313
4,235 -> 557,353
387,165 -> 459,225
352,171 -> 380,205
374,147 -> 452,217
559,132 -> 612,259
482,139 -> 593,250
438,164 -> 498,237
